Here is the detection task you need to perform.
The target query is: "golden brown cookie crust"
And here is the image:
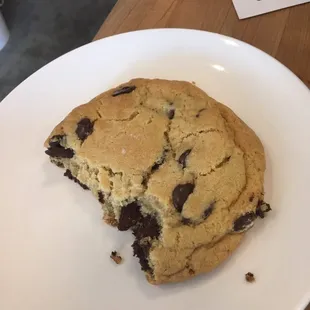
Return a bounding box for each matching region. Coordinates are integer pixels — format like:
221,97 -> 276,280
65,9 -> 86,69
44,78 -> 266,284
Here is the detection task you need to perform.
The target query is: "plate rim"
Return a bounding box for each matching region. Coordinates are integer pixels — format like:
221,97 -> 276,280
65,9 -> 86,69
1,28 -> 309,105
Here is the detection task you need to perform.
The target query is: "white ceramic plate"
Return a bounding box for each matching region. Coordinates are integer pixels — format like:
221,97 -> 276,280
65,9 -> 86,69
1,29 -> 310,310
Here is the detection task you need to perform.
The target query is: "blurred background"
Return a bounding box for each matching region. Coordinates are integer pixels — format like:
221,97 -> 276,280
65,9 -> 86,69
0,0 -> 116,101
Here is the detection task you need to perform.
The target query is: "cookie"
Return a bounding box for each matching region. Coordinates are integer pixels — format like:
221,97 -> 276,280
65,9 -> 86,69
44,78 -> 270,284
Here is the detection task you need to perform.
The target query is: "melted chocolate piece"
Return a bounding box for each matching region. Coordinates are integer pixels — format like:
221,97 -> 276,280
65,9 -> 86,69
112,86 -> 136,97
132,240 -> 152,272
256,200 -> 272,218
132,214 -> 160,239
233,212 -> 256,232
75,118 -> 94,141
64,169 -> 89,190
98,191 -> 105,204
46,135 -> 74,158
167,109 -> 175,120
117,201 -> 161,275
45,141 -> 74,158
172,183 -> 195,212
181,217 -> 192,225
117,202 -> 143,231
178,149 -> 192,168
249,193 -> 254,202
204,201 -> 215,219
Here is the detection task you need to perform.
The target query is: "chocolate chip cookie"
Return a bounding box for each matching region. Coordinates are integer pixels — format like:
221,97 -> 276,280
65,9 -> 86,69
44,78 -> 270,284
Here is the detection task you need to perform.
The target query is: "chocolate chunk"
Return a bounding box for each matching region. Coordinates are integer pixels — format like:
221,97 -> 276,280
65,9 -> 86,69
117,202 -> 143,231
178,149 -> 192,168
45,142 -> 74,158
204,201 -> 215,219
112,85 -> 136,97
110,251 -> 122,265
249,193 -> 254,202
172,183 -> 195,212
167,109 -> 175,120
245,272 -> 255,283
98,191 -> 105,204
132,240 -> 152,272
75,118 -> 94,141
256,200 -> 272,219
233,212 -> 256,232
64,169 -> 89,190
132,214 -> 160,239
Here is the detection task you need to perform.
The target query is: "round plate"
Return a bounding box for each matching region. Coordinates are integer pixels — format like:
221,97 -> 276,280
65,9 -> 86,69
1,29 -> 309,310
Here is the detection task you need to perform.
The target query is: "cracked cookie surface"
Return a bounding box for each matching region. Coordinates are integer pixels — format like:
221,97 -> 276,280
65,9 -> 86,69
44,78 -> 267,284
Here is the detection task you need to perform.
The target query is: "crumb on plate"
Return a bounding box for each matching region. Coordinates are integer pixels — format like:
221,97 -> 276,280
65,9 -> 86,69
110,251 -> 123,264
245,272 -> 255,283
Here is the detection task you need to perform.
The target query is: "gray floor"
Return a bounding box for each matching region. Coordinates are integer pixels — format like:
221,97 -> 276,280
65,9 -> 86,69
0,0 -> 116,101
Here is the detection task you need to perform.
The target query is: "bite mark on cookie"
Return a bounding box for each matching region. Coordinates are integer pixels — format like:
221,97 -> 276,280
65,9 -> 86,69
132,214 -> 160,239
118,202 -> 143,231
117,202 -> 161,274
132,240 -> 152,272
45,135 -> 74,158
132,214 -> 160,273
64,169 -> 89,190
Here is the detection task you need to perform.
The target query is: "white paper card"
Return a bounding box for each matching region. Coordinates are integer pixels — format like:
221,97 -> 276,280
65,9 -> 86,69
232,0 -> 310,19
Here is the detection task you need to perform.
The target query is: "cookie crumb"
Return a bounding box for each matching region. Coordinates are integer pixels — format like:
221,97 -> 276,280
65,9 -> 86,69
110,251 -> 123,264
245,272 -> 255,283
